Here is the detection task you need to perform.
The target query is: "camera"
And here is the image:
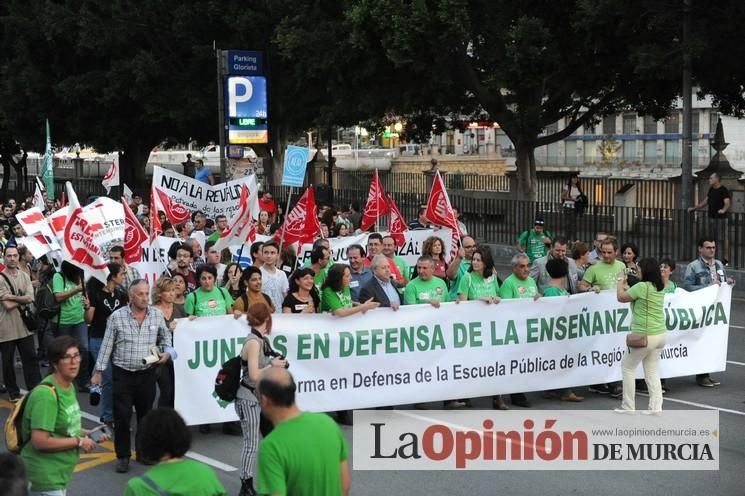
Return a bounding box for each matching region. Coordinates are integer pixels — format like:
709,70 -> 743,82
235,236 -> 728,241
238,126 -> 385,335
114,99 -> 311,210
269,349 -> 290,369
141,345 -> 162,366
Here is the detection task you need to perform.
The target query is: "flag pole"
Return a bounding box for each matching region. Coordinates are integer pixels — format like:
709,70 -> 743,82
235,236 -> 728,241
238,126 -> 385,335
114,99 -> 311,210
374,169 -> 379,233
277,186 -> 294,267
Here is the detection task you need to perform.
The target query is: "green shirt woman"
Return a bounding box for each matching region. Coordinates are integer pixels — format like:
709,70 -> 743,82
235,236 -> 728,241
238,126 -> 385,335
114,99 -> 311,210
320,264 -> 378,316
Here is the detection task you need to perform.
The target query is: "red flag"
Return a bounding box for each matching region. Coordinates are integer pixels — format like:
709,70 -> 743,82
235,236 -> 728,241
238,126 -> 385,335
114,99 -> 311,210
214,185 -> 256,251
153,187 -> 191,226
424,170 -> 461,260
274,186 -> 321,246
149,188 -> 162,242
359,169 -> 390,231
59,191 -> 67,209
387,196 -> 408,247
122,197 -> 148,264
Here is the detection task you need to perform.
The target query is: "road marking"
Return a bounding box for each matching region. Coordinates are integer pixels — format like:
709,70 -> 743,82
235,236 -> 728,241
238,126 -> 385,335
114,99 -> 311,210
727,360 -> 745,366
186,450 -> 238,472
74,441 -> 119,472
659,396 -> 745,417
730,325 -> 745,329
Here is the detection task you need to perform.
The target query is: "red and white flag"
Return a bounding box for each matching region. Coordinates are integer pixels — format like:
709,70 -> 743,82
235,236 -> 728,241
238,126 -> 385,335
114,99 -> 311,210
387,196 -> 408,247
274,186 -> 321,246
153,186 -> 191,226
123,197 -> 148,264
424,170 -> 461,261
213,185 -> 256,252
16,207 -> 61,257
359,169 -> 390,232
59,182 -> 110,283
102,155 -> 120,194
149,188 -> 162,242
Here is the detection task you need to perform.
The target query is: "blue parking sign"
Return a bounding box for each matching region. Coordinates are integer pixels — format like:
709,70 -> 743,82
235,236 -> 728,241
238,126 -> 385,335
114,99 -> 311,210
282,146 -> 309,187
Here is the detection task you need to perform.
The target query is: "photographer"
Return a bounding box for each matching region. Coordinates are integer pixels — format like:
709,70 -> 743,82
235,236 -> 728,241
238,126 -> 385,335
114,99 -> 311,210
235,303 -> 287,496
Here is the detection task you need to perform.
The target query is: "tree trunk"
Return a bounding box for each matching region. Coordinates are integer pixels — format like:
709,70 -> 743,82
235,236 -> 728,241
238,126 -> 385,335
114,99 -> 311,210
120,138 -> 152,192
514,143 -> 538,201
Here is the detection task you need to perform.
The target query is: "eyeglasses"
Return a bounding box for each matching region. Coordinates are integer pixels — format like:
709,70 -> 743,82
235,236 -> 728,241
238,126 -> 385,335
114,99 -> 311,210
463,245 -> 476,249
61,353 -> 81,362
702,246 -> 716,249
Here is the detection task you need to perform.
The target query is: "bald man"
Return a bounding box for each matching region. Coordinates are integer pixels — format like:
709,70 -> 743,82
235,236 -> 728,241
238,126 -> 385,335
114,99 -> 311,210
257,368 -> 351,496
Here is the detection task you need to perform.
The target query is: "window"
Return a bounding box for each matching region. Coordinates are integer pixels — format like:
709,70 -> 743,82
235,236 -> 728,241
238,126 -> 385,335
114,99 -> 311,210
584,140 -> 598,164
709,111 -> 719,134
665,140 -> 680,163
692,111 -> 699,134
644,141 -> 658,164
664,112 -> 680,133
623,140 -> 637,161
622,114 -> 637,134
602,115 -> 616,135
643,115 -> 658,134
544,122 -> 558,135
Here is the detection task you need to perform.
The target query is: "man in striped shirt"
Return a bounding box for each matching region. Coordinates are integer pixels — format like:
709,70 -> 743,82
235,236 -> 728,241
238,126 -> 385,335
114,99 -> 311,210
91,279 -> 172,474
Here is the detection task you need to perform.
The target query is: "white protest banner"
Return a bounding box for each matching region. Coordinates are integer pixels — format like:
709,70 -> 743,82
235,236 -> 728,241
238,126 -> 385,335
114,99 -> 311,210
131,236 -> 180,285
173,284 -> 731,425
152,166 -> 259,220
295,228 -> 453,276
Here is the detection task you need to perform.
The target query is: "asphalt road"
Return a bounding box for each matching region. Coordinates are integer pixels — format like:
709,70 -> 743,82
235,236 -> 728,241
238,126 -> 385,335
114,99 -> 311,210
2,295 -> 744,496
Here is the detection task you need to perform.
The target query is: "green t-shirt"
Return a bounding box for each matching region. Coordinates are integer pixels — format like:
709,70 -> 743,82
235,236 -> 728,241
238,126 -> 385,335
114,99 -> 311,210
542,286 -> 569,297
457,271 -> 499,300
21,376 -> 81,492
257,412 -> 349,496
498,274 -> 538,299
184,287 -> 233,316
393,256 -> 408,280
320,287 -> 352,312
582,260 -> 625,290
664,281 -> 677,294
449,259 -> 471,300
313,269 -> 328,292
517,229 -> 552,263
52,273 -> 85,325
627,281 -> 666,335
124,459 -> 226,496
403,277 -> 450,305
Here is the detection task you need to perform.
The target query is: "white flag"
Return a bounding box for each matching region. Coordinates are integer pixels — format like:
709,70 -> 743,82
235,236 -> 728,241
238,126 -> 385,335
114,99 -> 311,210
102,155 -> 120,194
123,183 -> 134,204
33,178 -> 46,211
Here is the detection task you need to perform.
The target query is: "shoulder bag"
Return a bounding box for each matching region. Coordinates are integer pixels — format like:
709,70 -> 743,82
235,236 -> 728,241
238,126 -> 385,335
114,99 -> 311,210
626,283 -> 648,348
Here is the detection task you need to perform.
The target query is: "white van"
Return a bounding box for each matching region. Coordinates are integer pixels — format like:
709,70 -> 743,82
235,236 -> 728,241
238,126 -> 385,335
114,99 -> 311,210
331,144 -> 353,157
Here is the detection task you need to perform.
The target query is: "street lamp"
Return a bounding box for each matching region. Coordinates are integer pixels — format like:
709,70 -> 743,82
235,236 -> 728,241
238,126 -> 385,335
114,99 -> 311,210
394,122 -> 403,148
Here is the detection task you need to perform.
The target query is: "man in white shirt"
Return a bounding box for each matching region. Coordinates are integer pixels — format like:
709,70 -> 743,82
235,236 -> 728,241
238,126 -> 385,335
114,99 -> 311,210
259,241 -> 288,313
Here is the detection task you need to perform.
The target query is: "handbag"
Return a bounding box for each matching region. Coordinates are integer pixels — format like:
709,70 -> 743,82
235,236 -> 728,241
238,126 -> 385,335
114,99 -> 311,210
626,283 -> 650,348
0,272 -> 37,332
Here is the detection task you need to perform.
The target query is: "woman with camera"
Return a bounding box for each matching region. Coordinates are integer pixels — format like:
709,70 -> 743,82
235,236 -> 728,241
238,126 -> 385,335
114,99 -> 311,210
615,257 -> 667,414
235,303 -> 287,496
21,336 -> 102,495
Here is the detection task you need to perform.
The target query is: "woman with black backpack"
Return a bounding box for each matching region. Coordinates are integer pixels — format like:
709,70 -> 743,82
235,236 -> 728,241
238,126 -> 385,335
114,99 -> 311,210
561,174 -> 587,241
235,303 -> 287,496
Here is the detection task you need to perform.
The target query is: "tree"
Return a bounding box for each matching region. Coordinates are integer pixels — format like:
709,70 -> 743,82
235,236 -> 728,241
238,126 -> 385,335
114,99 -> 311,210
339,0 -> 700,198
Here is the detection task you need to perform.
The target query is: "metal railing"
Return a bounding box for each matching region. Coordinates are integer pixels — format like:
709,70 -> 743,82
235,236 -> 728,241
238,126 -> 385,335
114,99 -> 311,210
266,180 -> 742,269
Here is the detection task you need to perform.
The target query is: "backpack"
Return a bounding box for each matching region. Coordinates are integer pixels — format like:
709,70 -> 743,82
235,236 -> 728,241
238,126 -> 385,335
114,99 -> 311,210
5,384 -> 57,454
35,282 -> 61,321
214,356 -> 245,402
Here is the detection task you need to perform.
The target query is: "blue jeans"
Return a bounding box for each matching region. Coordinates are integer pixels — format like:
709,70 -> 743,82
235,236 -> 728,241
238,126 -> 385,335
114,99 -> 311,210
88,337 -> 113,423
54,322 -> 88,389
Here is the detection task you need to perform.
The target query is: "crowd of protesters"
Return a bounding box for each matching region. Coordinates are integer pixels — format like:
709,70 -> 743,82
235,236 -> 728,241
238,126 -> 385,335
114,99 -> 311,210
0,177 -> 734,495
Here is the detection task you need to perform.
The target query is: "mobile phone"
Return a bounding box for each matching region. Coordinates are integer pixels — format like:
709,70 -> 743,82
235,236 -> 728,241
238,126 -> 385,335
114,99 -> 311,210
89,425 -> 110,443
